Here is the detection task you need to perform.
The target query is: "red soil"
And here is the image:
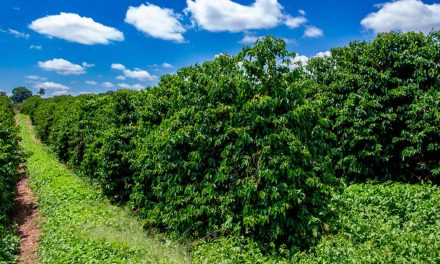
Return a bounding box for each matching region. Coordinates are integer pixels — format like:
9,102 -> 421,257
13,167 -> 40,264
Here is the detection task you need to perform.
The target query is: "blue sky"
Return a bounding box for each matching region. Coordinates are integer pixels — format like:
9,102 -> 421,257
1,0 -> 439,97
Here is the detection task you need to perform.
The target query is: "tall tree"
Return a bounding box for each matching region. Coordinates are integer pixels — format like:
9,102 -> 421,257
10,87 -> 33,103
38,88 -> 46,96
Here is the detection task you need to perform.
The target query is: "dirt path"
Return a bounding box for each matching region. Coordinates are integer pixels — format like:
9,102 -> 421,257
13,166 -> 40,264
13,115 -> 40,264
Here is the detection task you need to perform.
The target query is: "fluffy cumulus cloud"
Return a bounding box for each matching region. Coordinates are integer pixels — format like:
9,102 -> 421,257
304,25 -> 323,38
111,63 -> 126,71
38,58 -> 91,75
284,15 -> 307,29
125,3 -> 186,42
35,81 -> 70,96
29,12 -> 124,45
185,0 -> 282,32
361,0 -> 440,34
111,63 -> 154,81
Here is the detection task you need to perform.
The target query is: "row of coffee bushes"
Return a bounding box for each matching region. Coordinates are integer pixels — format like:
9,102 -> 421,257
307,31 -> 439,183
23,91 -> 139,202
0,96 -> 21,260
22,38 -> 340,251
21,31 -> 440,252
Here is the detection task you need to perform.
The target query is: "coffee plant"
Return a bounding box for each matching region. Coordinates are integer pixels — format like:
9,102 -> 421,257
21,31 -> 439,254
307,31 -> 440,183
0,96 -> 21,261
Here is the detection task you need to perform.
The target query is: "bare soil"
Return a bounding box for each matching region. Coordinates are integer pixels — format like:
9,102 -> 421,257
12,165 -> 40,264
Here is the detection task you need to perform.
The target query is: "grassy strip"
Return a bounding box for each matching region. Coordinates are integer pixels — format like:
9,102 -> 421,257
17,114 -> 190,264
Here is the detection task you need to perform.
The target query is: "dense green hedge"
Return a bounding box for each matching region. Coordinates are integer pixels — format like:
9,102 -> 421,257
0,96 -> 21,262
22,38 -> 340,251
308,31 -> 440,183
131,38 -> 339,250
21,31 -> 439,254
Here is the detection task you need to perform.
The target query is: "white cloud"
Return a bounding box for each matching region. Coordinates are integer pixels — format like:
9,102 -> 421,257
116,75 -> 126,80
52,90 -> 71,96
101,82 -> 115,88
125,3 -> 186,42
85,81 -> 98,85
185,0 -> 282,32
117,83 -> 145,90
304,25 -> 323,38
284,15 -> 307,29
361,0 -> 440,34
26,77 -> 70,96
289,51 -> 332,69
290,54 -> 309,69
82,62 -> 95,68
111,63 -> 154,81
30,45 -> 42,50
240,34 -> 262,44
111,63 -> 126,71
36,82 -> 69,91
35,82 -> 70,95
38,58 -> 89,75
29,12 -> 124,45
299,10 -> 306,16
124,68 -> 154,81
9,29 -> 30,39
162,63 -> 174,68
25,75 -> 47,84
315,51 -> 331,58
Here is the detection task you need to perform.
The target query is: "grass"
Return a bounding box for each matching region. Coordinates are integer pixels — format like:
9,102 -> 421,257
17,114 -> 191,263
294,182 -> 440,263
193,182 -> 440,263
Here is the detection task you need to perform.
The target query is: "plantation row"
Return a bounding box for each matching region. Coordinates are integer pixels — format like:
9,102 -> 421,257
0,96 -> 21,261
21,31 -> 439,253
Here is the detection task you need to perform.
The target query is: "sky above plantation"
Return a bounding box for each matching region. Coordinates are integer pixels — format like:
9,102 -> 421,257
1,0 -> 439,97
